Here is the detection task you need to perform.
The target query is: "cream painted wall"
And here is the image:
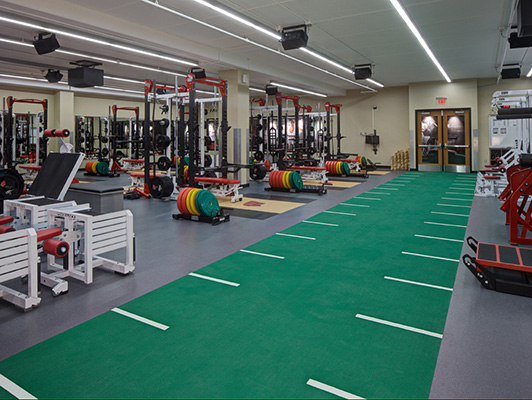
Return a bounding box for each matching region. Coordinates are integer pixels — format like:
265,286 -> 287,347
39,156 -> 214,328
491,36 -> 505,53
476,78 -> 532,167
408,79 -> 478,169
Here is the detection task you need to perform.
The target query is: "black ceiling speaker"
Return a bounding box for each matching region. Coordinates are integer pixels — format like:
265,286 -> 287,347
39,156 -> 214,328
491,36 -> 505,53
68,60 -> 104,87
509,32 -> 532,48
45,69 -> 63,83
190,67 -> 206,79
265,85 -> 278,95
354,64 -> 372,80
33,32 -> 60,55
518,0 -> 532,37
280,24 -> 308,50
501,67 -> 521,79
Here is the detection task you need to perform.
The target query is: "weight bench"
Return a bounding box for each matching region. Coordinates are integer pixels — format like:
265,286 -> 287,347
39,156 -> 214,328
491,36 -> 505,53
336,159 -> 363,173
46,207 -> 135,284
5,153 -> 85,230
128,171 -> 166,188
463,236 -> 532,298
194,177 -> 243,203
122,159 -> 144,171
288,166 -> 328,184
0,228 -> 41,311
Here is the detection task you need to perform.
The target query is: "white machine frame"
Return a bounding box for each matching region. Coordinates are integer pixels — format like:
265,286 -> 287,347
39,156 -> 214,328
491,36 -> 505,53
0,228 -> 41,311
46,208 -> 135,284
4,197 -> 78,230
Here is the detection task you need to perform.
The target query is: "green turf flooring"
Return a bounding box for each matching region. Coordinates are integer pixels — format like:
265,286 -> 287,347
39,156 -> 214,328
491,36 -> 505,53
0,172 -> 476,399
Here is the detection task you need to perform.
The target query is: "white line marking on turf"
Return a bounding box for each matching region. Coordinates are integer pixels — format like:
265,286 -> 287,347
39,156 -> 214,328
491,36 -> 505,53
424,221 -> 467,228
324,211 -> 357,216
367,192 -> 390,195
383,183 -> 405,186
275,233 -> 316,240
306,379 -> 364,399
340,203 -> 370,208
239,249 -> 285,259
302,220 -> 339,227
415,234 -> 463,243
0,375 -> 37,400
402,251 -> 459,263
445,192 -> 474,196
188,273 -> 240,287
376,187 -> 398,190
452,183 -> 476,186
441,197 -> 473,202
431,211 -> 469,217
437,203 -> 471,208
384,276 -> 453,292
449,187 -> 474,191
111,308 -> 169,331
354,197 -> 382,201
356,314 -> 443,339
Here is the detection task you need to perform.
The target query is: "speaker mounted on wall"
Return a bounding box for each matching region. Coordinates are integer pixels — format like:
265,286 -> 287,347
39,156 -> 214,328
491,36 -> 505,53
33,32 -> 60,55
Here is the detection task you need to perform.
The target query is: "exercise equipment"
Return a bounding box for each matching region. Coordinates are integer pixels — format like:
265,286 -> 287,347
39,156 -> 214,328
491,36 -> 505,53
268,170 -> 303,190
325,160 -> 350,176
84,160 -> 109,176
173,188 -> 228,225
463,237 -> 532,298
0,228 -> 41,311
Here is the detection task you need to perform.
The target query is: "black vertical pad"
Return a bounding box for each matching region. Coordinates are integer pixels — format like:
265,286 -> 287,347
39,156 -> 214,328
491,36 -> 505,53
28,153 -> 81,198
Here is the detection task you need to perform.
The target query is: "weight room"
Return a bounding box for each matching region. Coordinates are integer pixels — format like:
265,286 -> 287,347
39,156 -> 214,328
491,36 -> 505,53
0,0 -> 531,399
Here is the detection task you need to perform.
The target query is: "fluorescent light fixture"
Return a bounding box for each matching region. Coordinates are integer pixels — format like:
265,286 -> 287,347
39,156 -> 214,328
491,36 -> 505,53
0,73 -> 48,82
270,81 -> 327,97
193,0 -> 281,40
366,78 -> 384,88
250,87 -> 266,93
0,15 -> 197,66
95,86 -> 144,94
527,67 -> 532,78
300,48 -> 352,74
389,0 -> 451,83
105,76 -> 144,84
141,0 -> 375,92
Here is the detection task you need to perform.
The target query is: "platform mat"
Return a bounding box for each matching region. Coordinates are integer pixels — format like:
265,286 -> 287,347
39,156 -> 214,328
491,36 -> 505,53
366,170 -> 390,175
324,180 -> 362,188
0,172 -> 474,399
218,196 -> 307,214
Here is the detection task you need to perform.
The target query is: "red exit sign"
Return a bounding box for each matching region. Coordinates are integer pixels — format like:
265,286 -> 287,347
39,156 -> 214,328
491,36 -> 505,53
437,97 -> 447,105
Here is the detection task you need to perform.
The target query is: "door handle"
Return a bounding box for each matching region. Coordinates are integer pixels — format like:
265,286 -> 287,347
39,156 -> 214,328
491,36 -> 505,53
446,145 -> 470,148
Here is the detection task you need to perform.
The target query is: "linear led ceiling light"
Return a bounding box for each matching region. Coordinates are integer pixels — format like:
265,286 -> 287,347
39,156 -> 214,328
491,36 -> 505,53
270,81 -> 327,97
250,87 -> 266,93
389,0 -> 451,83
366,78 -> 384,88
143,0 -> 375,92
193,0 -> 281,40
0,15 -> 197,66
527,67 -> 532,78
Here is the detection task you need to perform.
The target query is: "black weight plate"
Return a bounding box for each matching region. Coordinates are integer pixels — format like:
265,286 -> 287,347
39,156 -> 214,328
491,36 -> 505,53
0,169 -> 24,200
157,156 -> 171,171
101,148 -> 109,157
204,154 -> 213,167
254,150 -> 264,161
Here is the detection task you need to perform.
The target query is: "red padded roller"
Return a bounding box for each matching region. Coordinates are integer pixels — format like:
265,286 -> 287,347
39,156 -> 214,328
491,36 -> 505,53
0,225 -> 15,234
36,228 -> 62,242
0,216 -> 14,225
53,128 -> 70,137
44,129 -> 56,137
43,238 -> 69,257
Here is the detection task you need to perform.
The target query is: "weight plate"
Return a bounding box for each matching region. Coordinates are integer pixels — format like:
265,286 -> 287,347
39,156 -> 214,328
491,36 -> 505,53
96,161 -> 109,175
157,156 -> 171,171
282,171 -> 290,189
335,161 -> 341,175
179,187 -> 193,214
342,161 -> 350,176
176,190 -> 185,214
254,150 -> 264,162
85,161 -> 95,174
92,161 -> 99,174
264,159 -> 272,171
268,170 -> 276,187
292,171 -> 303,190
359,156 -> 367,167
197,189 -> 220,218
185,188 -> 196,215
204,154 -> 213,167
188,188 -> 201,216
0,169 -> 24,200
289,171 -> 296,189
